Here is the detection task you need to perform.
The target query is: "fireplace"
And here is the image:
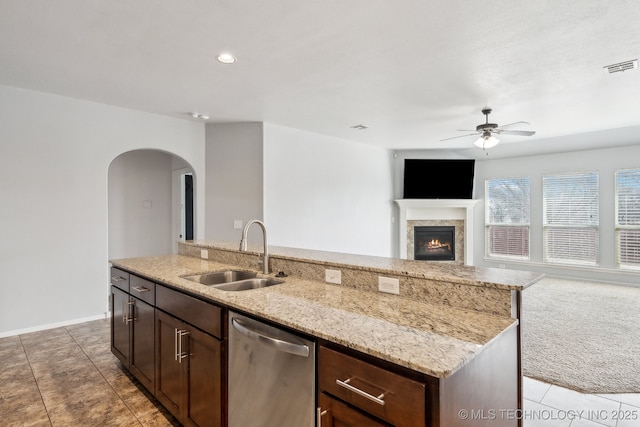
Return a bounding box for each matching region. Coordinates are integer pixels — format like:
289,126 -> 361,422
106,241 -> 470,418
414,226 -> 455,261
396,199 -> 479,265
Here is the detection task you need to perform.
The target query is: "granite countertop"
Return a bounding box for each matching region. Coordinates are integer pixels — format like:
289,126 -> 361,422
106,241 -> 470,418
186,240 -> 542,291
110,254 -> 517,379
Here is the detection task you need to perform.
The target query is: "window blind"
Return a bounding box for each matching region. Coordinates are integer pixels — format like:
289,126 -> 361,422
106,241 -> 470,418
616,168 -> 640,269
485,177 -> 530,259
543,171 -> 599,265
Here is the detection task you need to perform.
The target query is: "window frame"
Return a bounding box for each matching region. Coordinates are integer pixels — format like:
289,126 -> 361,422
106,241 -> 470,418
485,176 -> 531,261
615,168 -> 640,270
542,170 -> 599,266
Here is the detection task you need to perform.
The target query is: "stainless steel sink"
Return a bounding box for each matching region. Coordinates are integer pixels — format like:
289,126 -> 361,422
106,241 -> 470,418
213,278 -> 284,292
183,270 -> 257,286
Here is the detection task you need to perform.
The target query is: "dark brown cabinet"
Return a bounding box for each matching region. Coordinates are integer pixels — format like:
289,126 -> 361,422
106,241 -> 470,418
318,346 -> 427,427
111,284 -> 130,363
155,285 -> 224,427
129,295 -> 155,390
318,393 -> 391,427
110,269 -> 156,392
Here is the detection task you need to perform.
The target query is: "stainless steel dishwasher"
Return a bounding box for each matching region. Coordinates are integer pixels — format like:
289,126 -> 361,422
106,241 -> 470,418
228,311 -> 316,427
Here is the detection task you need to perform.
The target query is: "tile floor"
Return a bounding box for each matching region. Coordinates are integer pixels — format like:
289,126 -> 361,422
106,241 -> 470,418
0,318 -> 178,426
523,377 -> 640,427
1,319 -> 638,426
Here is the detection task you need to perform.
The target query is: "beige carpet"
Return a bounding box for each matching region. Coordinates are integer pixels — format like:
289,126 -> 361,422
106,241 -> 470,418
521,276 -> 640,394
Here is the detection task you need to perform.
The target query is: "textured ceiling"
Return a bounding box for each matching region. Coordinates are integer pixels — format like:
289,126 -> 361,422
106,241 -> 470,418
1,0 -> 640,157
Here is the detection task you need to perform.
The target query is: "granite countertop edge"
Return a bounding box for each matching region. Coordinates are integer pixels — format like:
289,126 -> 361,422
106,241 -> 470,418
109,254 -> 519,379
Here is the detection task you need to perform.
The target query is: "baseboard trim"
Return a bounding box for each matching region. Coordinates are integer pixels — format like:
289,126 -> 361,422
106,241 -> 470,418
0,313 -> 109,338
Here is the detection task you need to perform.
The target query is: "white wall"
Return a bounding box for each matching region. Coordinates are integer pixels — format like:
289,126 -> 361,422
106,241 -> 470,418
263,123 -> 394,257
205,122 -> 264,243
0,85 -> 205,336
108,150 -> 174,259
474,144 -> 640,285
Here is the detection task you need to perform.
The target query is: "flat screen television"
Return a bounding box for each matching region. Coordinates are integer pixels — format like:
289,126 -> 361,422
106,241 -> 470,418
403,159 -> 475,199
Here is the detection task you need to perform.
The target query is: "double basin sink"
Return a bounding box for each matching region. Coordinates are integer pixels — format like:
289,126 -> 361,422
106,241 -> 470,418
182,270 -> 283,292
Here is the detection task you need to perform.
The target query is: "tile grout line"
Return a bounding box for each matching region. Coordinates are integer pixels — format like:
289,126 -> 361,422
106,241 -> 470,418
18,334 -> 54,427
527,384 -> 622,427
66,325 -> 145,427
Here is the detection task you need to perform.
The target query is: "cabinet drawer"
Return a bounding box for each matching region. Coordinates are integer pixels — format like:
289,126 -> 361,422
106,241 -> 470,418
130,275 -> 156,305
110,267 -> 130,292
156,285 -> 223,339
318,347 -> 426,427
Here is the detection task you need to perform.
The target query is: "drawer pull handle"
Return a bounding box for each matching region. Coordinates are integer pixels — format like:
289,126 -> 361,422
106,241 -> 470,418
132,285 -> 150,293
336,377 -> 386,406
111,276 -> 126,282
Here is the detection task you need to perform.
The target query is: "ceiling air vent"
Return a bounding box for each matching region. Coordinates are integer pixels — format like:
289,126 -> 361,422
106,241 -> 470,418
603,59 -> 638,75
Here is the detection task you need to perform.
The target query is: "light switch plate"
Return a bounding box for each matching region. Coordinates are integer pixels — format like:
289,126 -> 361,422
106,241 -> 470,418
378,276 -> 400,295
325,269 -> 341,284
200,249 -> 208,259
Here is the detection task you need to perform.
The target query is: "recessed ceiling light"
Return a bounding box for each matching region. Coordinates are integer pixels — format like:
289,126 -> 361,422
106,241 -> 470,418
217,53 -> 237,64
189,112 -> 209,120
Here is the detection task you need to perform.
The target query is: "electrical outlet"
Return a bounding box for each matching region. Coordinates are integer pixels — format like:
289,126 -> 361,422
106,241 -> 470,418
233,220 -> 243,229
499,264 -> 506,269
200,249 -> 208,259
325,269 -> 341,284
378,276 -> 400,295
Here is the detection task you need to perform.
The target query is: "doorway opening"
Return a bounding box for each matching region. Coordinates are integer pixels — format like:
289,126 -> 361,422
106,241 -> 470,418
181,172 -> 194,240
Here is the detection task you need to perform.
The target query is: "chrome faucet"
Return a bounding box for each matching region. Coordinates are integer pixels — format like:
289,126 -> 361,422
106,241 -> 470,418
239,219 -> 269,274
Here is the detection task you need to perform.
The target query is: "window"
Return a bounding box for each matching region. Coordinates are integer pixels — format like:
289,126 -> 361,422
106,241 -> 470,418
616,168 -> 640,269
485,177 -> 530,259
543,171 -> 599,265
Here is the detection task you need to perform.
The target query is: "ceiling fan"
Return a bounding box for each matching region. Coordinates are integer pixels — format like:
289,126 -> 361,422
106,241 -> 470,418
441,108 -> 536,149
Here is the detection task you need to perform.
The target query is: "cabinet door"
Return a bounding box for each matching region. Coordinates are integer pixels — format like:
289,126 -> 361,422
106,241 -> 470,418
318,394 -> 391,427
155,310 -> 186,421
111,285 -> 130,365
184,326 -> 223,427
130,297 -> 155,392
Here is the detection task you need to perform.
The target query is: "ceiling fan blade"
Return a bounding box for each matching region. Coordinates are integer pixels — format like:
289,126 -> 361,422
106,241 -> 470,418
456,129 -> 479,132
495,129 -> 536,136
496,121 -> 530,129
440,132 -> 480,141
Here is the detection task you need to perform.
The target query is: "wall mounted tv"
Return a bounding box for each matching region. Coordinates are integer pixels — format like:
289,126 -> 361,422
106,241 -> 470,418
403,159 -> 475,199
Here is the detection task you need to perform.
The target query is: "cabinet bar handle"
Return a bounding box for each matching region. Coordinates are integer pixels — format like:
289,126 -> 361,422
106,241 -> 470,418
111,276 -> 126,282
316,408 -> 328,426
122,300 -> 134,323
174,328 -> 179,361
132,285 -> 150,293
336,378 -> 386,406
177,329 -> 190,363
124,300 -> 135,324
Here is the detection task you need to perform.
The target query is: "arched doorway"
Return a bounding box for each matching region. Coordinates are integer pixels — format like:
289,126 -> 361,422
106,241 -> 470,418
108,149 -> 196,259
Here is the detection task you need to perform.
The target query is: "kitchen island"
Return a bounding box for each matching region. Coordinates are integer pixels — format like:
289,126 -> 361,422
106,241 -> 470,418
110,240 -> 543,426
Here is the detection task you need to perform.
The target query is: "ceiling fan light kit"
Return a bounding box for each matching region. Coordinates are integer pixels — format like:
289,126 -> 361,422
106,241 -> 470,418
442,108 -> 536,149
474,131 -> 499,149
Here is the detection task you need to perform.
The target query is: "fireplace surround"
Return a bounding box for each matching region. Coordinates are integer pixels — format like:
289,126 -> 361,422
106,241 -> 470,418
395,199 -> 480,265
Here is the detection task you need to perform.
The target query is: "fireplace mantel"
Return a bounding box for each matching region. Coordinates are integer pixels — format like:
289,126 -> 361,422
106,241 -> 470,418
395,199 -> 481,265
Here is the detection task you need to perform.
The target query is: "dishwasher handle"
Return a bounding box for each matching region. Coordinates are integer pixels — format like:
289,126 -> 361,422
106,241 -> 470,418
231,318 -> 310,357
